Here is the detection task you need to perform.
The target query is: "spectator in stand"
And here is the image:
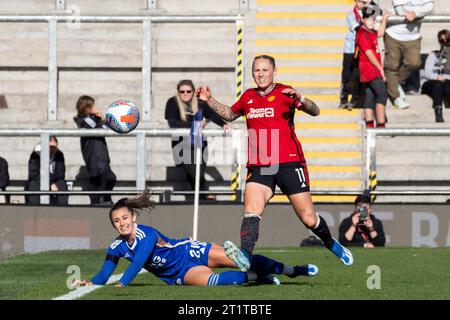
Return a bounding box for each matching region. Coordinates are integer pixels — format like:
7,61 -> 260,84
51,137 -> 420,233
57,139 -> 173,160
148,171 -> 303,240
356,4 -> 392,128
339,0 -> 370,110
25,136 -> 68,205
338,193 -> 386,248
384,0 -> 435,110
422,29 -> 450,123
165,79 -> 230,200
0,156 -> 10,204
74,95 -> 116,205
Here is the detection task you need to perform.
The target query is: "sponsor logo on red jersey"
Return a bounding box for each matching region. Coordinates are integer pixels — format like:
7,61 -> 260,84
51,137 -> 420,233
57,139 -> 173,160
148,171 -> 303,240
248,107 -> 274,119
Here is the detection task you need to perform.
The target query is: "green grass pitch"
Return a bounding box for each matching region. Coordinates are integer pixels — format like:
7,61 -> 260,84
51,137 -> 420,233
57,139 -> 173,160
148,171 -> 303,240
0,247 -> 449,300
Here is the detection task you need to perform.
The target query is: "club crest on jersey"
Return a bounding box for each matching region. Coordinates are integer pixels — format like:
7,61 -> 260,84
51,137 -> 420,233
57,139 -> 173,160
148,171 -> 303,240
268,95 -> 276,102
248,107 -> 274,119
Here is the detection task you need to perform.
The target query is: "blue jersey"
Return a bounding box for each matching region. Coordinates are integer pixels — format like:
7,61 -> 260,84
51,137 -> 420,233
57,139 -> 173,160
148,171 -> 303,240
91,224 -> 211,286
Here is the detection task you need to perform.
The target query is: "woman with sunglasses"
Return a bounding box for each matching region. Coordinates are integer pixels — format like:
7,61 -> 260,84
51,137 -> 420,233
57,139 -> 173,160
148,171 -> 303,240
164,79 -> 230,200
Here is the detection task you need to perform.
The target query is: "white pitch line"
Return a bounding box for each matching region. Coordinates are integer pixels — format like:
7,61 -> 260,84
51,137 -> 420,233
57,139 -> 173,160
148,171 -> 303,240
53,270 -> 147,300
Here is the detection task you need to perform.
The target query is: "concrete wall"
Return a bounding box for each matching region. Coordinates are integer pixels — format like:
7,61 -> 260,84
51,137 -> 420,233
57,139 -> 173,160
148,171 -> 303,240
1,203 -> 450,260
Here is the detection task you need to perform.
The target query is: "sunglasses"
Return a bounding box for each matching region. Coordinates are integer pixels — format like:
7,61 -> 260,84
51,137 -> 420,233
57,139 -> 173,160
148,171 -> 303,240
179,90 -> 193,94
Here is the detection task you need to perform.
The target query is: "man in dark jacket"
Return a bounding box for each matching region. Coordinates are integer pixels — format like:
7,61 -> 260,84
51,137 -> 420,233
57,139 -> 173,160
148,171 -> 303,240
338,193 -> 386,248
25,136 -> 68,205
0,156 -> 10,204
74,95 -> 116,205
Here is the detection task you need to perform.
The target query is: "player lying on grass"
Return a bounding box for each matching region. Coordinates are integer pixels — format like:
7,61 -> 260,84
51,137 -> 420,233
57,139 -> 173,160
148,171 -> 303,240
76,189 -> 318,287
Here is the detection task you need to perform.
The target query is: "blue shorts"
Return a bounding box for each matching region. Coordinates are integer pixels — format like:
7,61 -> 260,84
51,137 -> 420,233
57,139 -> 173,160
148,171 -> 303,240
172,241 -> 212,285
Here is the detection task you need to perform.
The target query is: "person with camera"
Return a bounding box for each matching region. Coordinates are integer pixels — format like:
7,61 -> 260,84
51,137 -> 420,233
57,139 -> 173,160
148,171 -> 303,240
338,193 -> 386,248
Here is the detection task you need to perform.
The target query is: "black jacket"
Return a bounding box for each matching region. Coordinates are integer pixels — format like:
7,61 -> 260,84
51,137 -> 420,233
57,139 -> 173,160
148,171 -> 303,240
165,97 -> 227,150
74,114 -> 112,177
28,149 -> 66,183
0,157 -> 9,189
338,213 -> 386,247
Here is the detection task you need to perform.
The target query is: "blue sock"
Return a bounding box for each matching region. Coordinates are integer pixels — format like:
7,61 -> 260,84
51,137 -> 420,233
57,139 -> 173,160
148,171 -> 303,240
207,271 -> 248,286
250,254 -> 284,275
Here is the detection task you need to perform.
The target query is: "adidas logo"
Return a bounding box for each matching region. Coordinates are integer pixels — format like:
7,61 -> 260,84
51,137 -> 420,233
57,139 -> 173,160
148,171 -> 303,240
247,99 -> 253,104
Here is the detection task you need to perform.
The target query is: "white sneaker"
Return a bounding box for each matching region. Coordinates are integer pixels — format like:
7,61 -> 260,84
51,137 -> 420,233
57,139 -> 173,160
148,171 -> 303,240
398,85 -> 406,100
394,97 -> 410,110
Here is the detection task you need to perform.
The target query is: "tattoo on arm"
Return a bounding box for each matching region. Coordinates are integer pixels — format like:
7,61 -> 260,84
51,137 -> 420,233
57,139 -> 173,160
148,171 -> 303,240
207,97 -> 240,122
299,98 -> 320,116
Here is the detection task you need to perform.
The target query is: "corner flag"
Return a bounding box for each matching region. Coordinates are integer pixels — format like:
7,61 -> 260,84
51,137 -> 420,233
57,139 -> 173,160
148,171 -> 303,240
189,108 -> 204,148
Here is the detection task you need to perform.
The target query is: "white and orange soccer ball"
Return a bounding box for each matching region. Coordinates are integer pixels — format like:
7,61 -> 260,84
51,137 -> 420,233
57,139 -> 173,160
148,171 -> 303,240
105,99 -> 140,134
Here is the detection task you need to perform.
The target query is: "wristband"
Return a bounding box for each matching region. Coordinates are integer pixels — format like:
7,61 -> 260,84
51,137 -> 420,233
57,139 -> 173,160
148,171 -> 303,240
294,95 -> 306,108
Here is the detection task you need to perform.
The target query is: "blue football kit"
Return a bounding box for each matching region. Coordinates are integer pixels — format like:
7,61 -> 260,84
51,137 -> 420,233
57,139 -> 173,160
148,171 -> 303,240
91,224 -> 211,286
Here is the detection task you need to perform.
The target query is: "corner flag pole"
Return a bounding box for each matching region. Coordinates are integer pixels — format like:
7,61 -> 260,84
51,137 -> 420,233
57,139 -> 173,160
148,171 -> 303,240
190,108 -> 203,241
193,144 -> 201,240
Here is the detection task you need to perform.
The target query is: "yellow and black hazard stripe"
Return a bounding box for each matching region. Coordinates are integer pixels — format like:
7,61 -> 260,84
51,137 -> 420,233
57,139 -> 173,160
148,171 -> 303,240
369,170 -> 377,203
235,20 -> 244,99
231,163 -> 240,201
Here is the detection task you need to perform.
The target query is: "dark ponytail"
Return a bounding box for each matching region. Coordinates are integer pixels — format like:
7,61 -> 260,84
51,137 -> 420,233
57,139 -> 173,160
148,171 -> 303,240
109,189 -> 155,223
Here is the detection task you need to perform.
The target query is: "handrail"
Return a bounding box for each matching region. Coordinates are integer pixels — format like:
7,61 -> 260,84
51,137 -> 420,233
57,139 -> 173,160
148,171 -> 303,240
0,128 -> 241,204
2,14 -> 448,23
365,128 -> 450,196
0,14 -> 244,23
386,15 -> 450,24
2,190 -> 450,196
0,128 -> 226,137
366,128 -> 450,137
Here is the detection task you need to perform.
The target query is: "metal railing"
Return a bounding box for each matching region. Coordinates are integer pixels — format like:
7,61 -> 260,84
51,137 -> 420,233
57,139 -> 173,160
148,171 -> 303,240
53,0 -> 250,13
365,128 -> 450,193
386,15 -> 450,24
0,14 -> 244,121
5,126 -> 450,203
0,128 -> 242,204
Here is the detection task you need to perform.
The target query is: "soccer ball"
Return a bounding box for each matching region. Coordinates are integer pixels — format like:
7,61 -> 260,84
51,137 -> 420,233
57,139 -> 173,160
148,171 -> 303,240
105,99 -> 140,134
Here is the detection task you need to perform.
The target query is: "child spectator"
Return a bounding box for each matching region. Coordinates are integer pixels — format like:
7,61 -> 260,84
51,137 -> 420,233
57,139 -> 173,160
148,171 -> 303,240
339,0 -> 369,110
356,4 -> 392,128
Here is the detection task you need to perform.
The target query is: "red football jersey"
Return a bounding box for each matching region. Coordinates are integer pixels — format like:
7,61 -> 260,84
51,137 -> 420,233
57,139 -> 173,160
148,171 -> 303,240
231,83 -> 306,167
356,26 -> 382,83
